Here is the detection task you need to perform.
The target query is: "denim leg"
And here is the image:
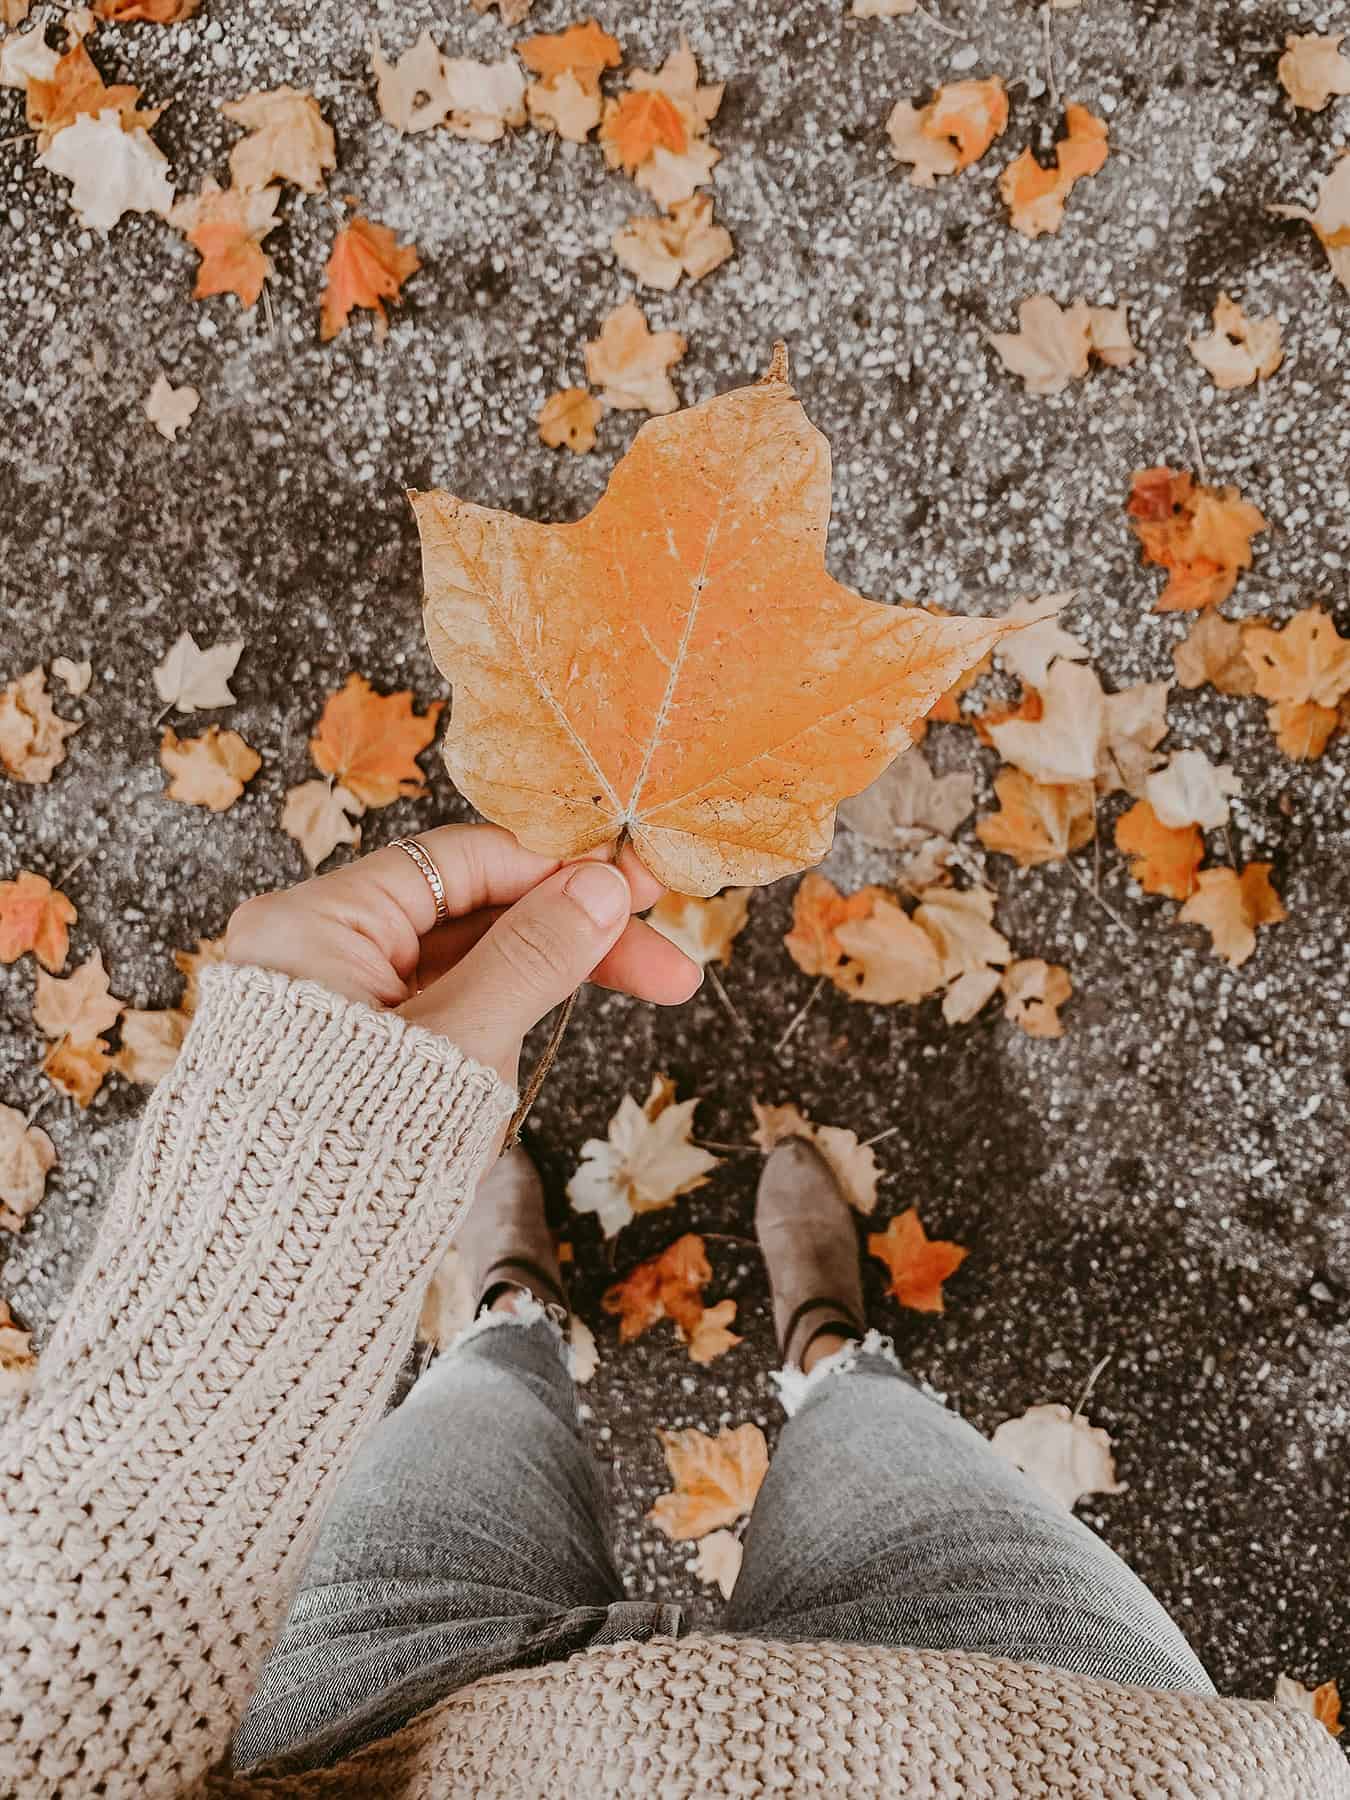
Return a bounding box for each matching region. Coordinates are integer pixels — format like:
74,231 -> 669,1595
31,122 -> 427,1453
234,1304 -> 683,1775
724,1333 -> 1215,1694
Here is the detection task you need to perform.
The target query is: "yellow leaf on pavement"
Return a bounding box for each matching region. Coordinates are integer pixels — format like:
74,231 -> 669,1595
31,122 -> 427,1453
649,1422 -> 768,1541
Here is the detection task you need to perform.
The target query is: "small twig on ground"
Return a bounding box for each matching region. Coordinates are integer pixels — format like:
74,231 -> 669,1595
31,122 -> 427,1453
700,1231 -> 759,1250
53,848 -> 93,890
914,3 -> 964,40
1091,789 -> 1102,894
774,977 -> 824,1054
1072,1350 -> 1114,1419
696,1140 -> 759,1155
152,699 -> 174,728
1223,823 -> 1238,868
24,1095 -> 48,1129
261,280 -> 276,339
1186,412 -> 1210,484
1067,854 -> 1137,939
862,1124 -> 903,1150
1041,5 -> 1061,113
705,965 -> 752,1040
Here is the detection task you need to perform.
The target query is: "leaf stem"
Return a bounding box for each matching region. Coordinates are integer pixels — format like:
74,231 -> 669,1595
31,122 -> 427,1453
775,977 -> 824,1054
705,964 -> 751,1039
1066,854 -> 1137,939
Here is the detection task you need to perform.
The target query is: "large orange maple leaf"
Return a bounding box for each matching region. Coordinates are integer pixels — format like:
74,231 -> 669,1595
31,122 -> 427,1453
411,355 -> 1006,894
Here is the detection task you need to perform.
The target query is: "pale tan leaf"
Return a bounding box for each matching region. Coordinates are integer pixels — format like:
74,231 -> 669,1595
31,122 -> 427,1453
43,1034 -> 111,1106
835,894 -> 945,1004
281,779 -> 364,869
583,299 -> 686,413
1144,749 -> 1242,830
567,1074 -> 721,1238
527,70 -> 601,141
913,883 -> 1010,984
50,656 -> 91,696
1278,33 -> 1350,111
988,660 -> 1103,786
144,374 -> 198,441
0,1103 -> 55,1235
989,295 -> 1092,395
627,37 -> 723,127
153,631 -> 242,713
1172,612 -> 1258,695
0,667 -> 80,783
612,194 -> 733,291
371,31 -> 452,135
1269,154 -> 1350,292
442,56 -> 527,142
648,888 -> 751,966
33,950 -> 122,1041
160,725 -> 261,811
1188,293 -> 1283,390
838,745 -> 975,846
694,1528 -> 743,1598
976,769 -> 1095,868
115,1008 -> 188,1084
991,1402 -> 1125,1509
537,386 -> 602,454
38,111 -> 172,233
1178,864 -> 1285,967
1001,959 -> 1072,1037
635,139 -> 721,207
1098,679 -> 1171,797
996,591 -> 1087,688
222,86 -> 336,192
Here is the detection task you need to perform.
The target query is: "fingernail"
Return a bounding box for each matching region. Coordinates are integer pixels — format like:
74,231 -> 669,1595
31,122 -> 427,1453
564,862 -> 630,928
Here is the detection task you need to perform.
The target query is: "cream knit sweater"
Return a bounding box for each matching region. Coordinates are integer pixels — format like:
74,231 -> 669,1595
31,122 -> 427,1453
1,963 -> 1344,1800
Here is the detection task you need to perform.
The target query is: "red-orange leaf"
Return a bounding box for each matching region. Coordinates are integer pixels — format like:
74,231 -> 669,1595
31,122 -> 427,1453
603,1232 -> 740,1364
319,215 -> 421,342
601,89 -> 687,170
410,356 -> 1006,894
26,42 -> 159,149
1125,466 -> 1268,613
868,1207 -> 969,1312
1114,798 -> 1203,899
170,180 -> 280,308
310,674 -> 442,809
519,19 -> 621,91
0,871 -> 77,973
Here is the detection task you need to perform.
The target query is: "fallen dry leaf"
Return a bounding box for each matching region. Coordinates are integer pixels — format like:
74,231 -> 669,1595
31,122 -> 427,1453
602,88 -> 686,170
144,374 -> 198,441
1172,612 -> 1258,695
38,109 -> 173,234
991,1402 -> 1125,1510
694,1528 -> 742,1598
567,1074 -> 721,1238
784,872 -> 886,980
281,779 -> 364,868
1098,679 -> 1171,797
1274,1675 -> 1343,1738
976,768 -> 1094,868
649,1422 -> 768,1540
0,1103 -> 56,1235
912,882 -> 1011,1025
635,139 -> 720,209
887,76 -> 1008,186
519,19 -> 621,89
987,660 -> 1102,786
25,40 -> 159,147
751,1099 -> 880,1214
838,745 -> 975,847
602,36 -> 721,196
0,1297 -> 37,1399
93,0 -> 200,18
371,31 -> 453,135
649,887 -> 751,966
0,871 -> 76,971
603,1232 -> 741,1364
1000,102 -> 1108,238
1278,33 -> 1350,111
442,56 -> 527,142
412,355 -> 1005,893
868,1207 -> 968,1312
995,592 -> 1087,689
1145,749 -> 1242,830
222,85 -> 335,191
173,934 -> 226,1014
537,386 -> 603,453
583,298 -> 686,413
170,178 -> 280,307
115,1007 -> 188,1083
1114,798 -> 1203,900
43,1033 -> 111,1106
1178,864 -> 1285,967
160,725 -> 261,811
33,949 -> 122,1041
526,69 -> 600,141
834,892 -> 944,1004
0,667 -> 79,783
1,24 -> 56,93
1188,292 -> 1282,390
320,214 -> 421,342
1001,959 -> 1072,1037
1244,607 -> 1350,762
309,673 -> 442,808
471,0 -> 533,23
629,34 -> 723,124
569,1316 -> 598,1383
989,296 -> 1136,396
50,657 -> 91,697
153,630 -> 243,713
1,0 -> 33,26
612,194 -> 734,291
1270,154 -> 1350,291
1125,465 -> 1268,613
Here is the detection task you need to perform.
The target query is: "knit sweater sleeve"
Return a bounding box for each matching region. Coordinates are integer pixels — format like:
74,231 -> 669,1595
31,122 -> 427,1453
0,961 -> 515,1800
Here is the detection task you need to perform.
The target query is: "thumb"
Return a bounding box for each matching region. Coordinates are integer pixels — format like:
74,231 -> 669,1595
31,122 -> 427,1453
401,861 -> 633,1078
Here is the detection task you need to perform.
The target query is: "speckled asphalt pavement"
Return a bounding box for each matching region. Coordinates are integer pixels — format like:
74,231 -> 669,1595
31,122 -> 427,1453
2,0 -> 1347,1705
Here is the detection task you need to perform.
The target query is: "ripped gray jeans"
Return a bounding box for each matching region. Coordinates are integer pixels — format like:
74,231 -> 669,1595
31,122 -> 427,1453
235,1304 -> 1213,1776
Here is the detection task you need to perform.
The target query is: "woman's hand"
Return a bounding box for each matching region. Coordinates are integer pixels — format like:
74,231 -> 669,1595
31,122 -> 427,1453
224,825 -> 702,1086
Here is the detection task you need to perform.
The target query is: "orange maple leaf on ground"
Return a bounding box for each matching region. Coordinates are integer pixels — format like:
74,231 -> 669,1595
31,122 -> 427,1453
976,768 -> 1094,868
887,76 -> 1008,186
784,872 -> 887,978
603,1233 -> 741,1364
648,1422 -> 768,1540
43,1035 -> 112,1107
1000,102 -> 1108,237
601,89 -> 687,169
170,179 -> 280,307
0,871 -> 77,972
411,357 -> 1006,894
1114,798 -> 1203,900
160,725 -> 261,811
868,1207 -> 968,1312
309,674 -> 442,808
537,386 -> 603,453
519,19 -> 622,88
1275,1674 -> 1344,1738
1126,466 -> 1268,613
1001,959 -> 1072,1037
1243,607 -> 1350,760
319,215 -> 420,342
26,40 -> 161,149
1178,864 -> 1285,967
